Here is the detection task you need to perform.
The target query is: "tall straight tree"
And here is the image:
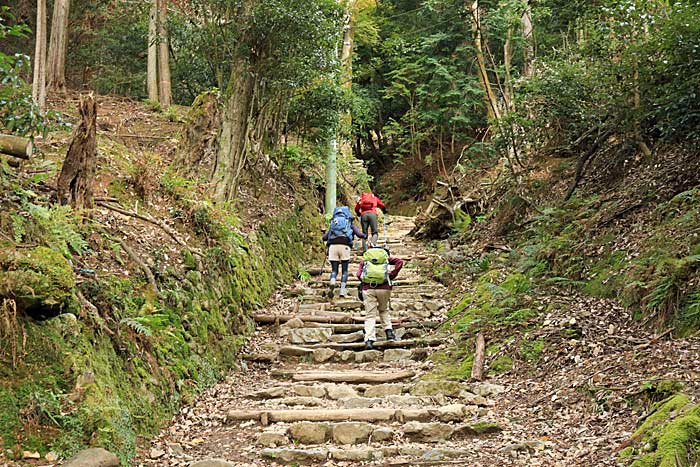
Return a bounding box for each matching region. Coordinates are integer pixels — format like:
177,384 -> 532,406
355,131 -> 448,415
147,0 -> 159,102
47,0 -> 70,92
32,0 -> 47,111
211,0 -> 256,203
469,0 -> 500,123
157,0 -> 172,108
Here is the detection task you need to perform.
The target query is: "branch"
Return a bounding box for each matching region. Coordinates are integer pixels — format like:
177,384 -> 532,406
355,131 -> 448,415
116,238 -> 160,297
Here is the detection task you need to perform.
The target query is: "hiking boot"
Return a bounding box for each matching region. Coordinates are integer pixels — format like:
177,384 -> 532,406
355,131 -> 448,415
339,285 -> 348,297
326,278 -> 336,298
385,329 -> 396,341
365,340 -> 374,350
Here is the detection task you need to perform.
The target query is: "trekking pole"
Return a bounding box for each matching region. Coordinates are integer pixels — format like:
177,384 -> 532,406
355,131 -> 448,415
383,212 -> 388,248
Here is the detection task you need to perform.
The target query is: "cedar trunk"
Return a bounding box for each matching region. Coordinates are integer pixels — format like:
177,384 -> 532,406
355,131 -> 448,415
156,0 -> 172,108
57,94 -> 97,209
32,0 -> 47,111
47,0 -> 70,92
147,0 -> 159,102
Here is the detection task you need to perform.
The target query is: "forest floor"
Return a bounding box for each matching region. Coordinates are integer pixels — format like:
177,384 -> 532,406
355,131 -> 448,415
132,216 -> 700,467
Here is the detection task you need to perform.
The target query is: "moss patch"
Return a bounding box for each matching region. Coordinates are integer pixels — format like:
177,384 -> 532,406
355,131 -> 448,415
622,394 -> 700,467
0,246 -> 78,319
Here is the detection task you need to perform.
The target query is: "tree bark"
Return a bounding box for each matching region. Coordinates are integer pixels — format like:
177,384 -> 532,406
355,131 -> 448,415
156,0 -> 172,108
471,331 -> 485,381
469,0 -> 500,122
56,93 -> 97,209
47,0 -> 70,92
147,0 -> 159,102
32,0 -> 47,112
0,135 -> 33,159
521,2 -> 534,77
338,0 -> 356,160
211,0 -> 257,203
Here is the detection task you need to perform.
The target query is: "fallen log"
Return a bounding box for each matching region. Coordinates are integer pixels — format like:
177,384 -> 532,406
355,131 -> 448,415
0,135 -> 33,159
471,332 -> 486,381
283,369 -> 416,383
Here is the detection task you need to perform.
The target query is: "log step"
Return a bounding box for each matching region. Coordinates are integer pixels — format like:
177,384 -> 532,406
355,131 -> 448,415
228,404 -> 482,425
282,337 -> 443,351
253,313 -> 438,325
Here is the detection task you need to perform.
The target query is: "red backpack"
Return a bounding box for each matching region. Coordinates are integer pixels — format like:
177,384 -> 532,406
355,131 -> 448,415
359,192 -> 377,211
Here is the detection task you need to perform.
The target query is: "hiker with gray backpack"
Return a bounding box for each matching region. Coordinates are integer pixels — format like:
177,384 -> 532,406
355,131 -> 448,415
322,206 -> 366,298
356,245 -> 404,349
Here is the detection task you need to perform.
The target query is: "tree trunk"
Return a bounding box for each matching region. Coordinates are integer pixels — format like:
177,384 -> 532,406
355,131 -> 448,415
0,135 -> 33,159
521,2 -> 534,77
325,136 -> 338,213
46,1 -> 66,90
156,0 -> 172,108
469,0 -> 500,122
338,0 -> 356,161
47,0 -> 70,92
147,0 -> 159,102
212,61 -> 255,202
56,94 -> 97,209
32,0 -> 47,112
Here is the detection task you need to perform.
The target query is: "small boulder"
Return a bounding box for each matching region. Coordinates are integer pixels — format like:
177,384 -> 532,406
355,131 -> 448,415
288,327 -> 333,344
436,404 -> 467,422
293,385 -> 326,398
288,422 -> 330,444
325,384 -> 358,400
342,397 -> 380,409
255,432 -> 290,447
261,449 -> 328,463
332,422 -> 374,445
329,448 -> 376,461
63,448 -> 119,467
403,421 -> 454,442
371,427 -> 395,441
330,331 -> 364,343
190,460 -> 234,467
364,384 -> 404,398
249,386 -> 286,399
312,347 -> 336,363
355,350 -> 382,363
383,349 -> 413,362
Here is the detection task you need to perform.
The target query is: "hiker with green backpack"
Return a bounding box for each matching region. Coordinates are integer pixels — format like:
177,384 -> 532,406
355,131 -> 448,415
356,245 -> 404,349
323,206 -> 367,298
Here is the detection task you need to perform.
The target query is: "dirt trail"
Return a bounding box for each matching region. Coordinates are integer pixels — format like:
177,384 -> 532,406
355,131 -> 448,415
134,215 -> 700,467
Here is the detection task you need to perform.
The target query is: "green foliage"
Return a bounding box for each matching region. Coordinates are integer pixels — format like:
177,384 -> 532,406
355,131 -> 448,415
623,394 -> 700,467
0,8 -> 65,138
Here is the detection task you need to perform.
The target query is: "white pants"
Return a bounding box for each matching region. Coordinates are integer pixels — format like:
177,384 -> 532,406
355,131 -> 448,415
363,288 -> 392,342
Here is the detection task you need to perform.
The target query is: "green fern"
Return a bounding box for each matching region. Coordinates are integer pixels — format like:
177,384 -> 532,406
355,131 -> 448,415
120,317 -> 153,337
297,268 -> 311,282
27,204 -> 88,256
10,213 -> 25,243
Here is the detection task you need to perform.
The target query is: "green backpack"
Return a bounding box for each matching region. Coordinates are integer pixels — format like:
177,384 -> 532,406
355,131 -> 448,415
361,248 -> 390,285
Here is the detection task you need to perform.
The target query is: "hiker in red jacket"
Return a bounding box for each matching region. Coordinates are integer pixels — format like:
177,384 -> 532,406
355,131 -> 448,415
356,246 -> 404,350
354,192 -> 386,251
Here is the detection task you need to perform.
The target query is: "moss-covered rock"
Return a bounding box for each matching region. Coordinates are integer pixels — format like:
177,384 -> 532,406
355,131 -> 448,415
621,394 -> 700,467
0,246 -> 78,319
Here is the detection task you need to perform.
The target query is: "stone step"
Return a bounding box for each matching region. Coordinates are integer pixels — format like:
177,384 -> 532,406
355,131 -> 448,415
227,404 -> 483,425
280,337 -> 442,351
280,326 -> 427,344
253,312 -> 436,325
247,381 -> 500,405
278,346 -> 427,364
308,278 -> 427,288
270,369 -> 417,384
259,445 -> 493,464
255,418 -> 501,449
274,320 -> 440,334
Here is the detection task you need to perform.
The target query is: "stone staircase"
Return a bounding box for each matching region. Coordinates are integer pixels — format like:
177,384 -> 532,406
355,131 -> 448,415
142,216 -> 507,466
229,216 -> 505,465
